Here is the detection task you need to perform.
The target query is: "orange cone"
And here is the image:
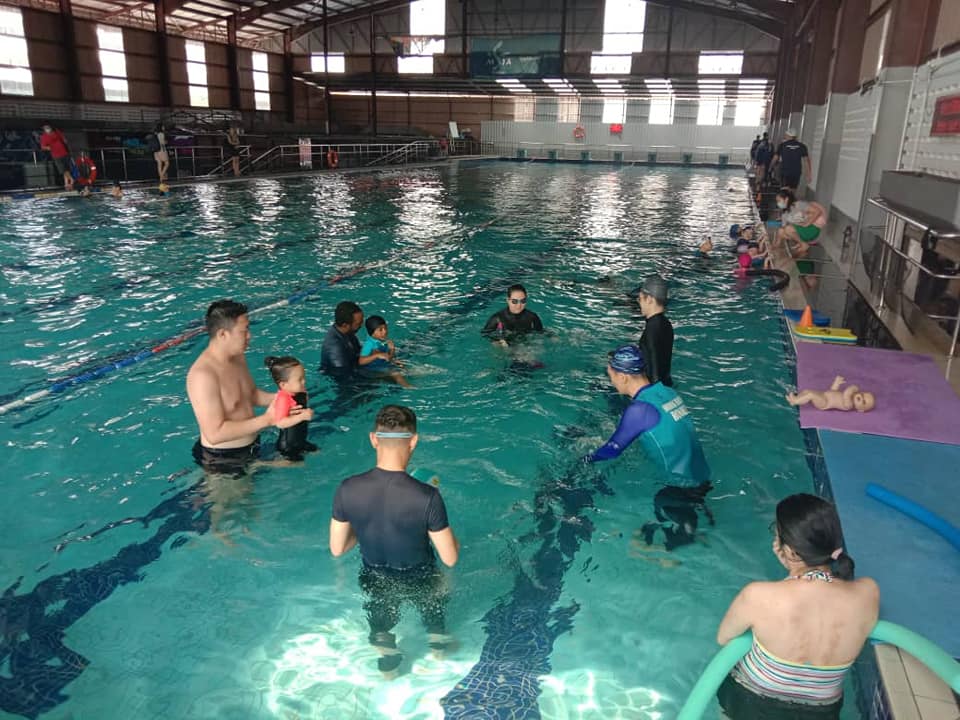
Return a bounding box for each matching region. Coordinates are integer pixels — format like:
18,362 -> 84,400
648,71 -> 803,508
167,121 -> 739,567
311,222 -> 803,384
798,305 -> 814,328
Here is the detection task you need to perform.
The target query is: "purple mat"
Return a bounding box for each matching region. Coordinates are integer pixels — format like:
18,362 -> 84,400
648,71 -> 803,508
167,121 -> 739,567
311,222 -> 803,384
794,343 -> 960,445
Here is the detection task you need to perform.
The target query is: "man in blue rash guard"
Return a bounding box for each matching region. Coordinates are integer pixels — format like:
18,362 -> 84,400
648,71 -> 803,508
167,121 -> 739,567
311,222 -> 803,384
590,345 -> 713,550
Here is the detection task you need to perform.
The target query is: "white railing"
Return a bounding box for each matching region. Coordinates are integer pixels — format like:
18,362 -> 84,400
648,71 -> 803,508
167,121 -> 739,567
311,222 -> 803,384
494,141 -> 749,165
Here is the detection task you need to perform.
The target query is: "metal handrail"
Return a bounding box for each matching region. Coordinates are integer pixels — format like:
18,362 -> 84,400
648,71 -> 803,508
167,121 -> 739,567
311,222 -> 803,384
867,197 -> 960,239
365,140 -> 431,166
205,145 -> 253,176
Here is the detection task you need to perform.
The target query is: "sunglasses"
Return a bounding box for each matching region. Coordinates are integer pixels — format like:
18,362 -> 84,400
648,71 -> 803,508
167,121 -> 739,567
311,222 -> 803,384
509,298 -> 527,305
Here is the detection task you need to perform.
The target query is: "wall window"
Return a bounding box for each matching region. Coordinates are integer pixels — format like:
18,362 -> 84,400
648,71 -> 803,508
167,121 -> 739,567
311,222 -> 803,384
97,25 -> 128,102
602,97 -> 626,124
185,40 -> 208,107
252,51 -> 270,110
698,51 -> 743,75
514,96 -> 535,122
735,99 -> 764,126
648,95 -> 674,125
697,97 -> 724,125
398,0 -> 445,74
0,6 -> 33,96
310,52 -> 344,73
558,96 -> 580,123
592,0 -> 645,75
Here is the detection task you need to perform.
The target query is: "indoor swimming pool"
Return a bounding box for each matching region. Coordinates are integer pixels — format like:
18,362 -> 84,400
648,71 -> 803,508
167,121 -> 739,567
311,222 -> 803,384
0,162 -> 840,719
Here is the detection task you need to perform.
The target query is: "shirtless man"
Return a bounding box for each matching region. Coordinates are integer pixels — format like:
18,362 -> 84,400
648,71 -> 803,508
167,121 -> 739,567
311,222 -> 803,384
187,299 -> 312,474
786,375 -> 875,413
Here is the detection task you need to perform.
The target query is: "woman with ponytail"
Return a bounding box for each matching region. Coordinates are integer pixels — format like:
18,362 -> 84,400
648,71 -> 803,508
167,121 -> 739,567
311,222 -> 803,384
716,494 -> 879,718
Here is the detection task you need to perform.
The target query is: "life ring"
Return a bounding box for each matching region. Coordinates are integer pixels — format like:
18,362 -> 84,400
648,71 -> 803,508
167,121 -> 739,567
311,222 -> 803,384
573,125 -> 586,140
72,156 -> 97,186
326,148 -> 339,169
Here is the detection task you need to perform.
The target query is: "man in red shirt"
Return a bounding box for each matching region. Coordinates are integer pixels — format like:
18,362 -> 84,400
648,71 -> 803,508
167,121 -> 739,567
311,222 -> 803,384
39,123 -> 73,190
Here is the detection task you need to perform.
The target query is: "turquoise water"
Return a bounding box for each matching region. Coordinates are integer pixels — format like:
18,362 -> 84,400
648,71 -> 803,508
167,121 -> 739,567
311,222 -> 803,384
1,163 -> 832,719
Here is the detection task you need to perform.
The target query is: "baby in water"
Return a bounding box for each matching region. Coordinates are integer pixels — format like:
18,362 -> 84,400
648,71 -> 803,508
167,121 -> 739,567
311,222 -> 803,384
786,375 -> 875,412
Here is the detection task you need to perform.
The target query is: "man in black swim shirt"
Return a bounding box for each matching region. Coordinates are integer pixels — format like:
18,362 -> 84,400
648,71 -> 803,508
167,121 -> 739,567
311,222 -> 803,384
320,301 -> 363,377
481,283 -> 544,345
329,405 -> 461,677
636,275 -> 674,387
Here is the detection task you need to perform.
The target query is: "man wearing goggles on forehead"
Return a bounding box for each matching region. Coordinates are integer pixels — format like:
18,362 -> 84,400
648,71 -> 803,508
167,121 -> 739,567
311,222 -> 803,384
481,283 -> 544,346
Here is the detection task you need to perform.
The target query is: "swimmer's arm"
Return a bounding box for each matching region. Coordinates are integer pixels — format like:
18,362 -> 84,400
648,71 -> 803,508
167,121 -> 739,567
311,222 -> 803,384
358,352 -> 390,366
480,313 -> 503,336
717,582 -> 759,645
429,527 -> 460,567
187,367 -> 274,445
590,401 -> 659,461
253,387 -> 276,407
329,518 -> 357,556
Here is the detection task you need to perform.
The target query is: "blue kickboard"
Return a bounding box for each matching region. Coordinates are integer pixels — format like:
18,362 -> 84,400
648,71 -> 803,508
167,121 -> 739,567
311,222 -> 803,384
783,308 -> 831,327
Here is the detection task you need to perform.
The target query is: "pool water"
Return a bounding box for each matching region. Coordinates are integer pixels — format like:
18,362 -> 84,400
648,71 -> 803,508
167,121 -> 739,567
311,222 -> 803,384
1,163 -> 842,719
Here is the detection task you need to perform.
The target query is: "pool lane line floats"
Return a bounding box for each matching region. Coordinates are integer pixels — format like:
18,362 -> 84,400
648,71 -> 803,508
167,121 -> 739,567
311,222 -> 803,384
866,482 -> 960,551
745,268 -> 789,292
0,216 -> 504,417
677,620 -> 960,719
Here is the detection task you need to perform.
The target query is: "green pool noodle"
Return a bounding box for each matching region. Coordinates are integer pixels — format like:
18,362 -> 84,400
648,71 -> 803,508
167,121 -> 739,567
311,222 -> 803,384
677,620 -> 960,719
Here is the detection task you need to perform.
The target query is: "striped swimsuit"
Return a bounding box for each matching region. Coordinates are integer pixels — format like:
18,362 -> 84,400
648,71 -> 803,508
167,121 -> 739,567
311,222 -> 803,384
731,570 -> 851,705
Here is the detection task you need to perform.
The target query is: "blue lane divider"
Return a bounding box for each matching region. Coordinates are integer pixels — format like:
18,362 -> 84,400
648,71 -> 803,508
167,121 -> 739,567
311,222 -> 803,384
866,482 -> 960,551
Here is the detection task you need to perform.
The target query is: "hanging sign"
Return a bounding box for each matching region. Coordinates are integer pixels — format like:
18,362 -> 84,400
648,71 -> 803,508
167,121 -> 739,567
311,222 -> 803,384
298,138 -> 313,168
930,95 -> 960,136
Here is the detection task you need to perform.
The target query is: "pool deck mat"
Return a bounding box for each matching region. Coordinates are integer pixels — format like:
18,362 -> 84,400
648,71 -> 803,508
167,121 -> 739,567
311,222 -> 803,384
819,430 -> 960,658
795,343 -> 960,446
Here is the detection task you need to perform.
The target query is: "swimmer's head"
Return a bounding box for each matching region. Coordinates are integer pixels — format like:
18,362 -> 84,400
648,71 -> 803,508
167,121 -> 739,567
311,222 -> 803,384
608,345 -> 646,375
365,315 -> 388,338
774,493 -> 854,580
158,183 -> 170,195
777,188 -> 795,211
371,404 -> 419,455
42,122 -> 52,132
264,355 -> 305,393
205,299 -> 248,339
506,284 -> 528,314
853,391 -> 875,412
638,275 -> 668,307
741,225 -> 754,240
729,224 -> 740,239
334,300 -> 363,331
699,237 -> 713,254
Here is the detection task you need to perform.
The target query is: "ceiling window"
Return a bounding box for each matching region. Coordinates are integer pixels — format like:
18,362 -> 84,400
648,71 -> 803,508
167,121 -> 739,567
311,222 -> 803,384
252,51 -> 270,111
648,95 -> 674,125
311,52 -> 344,73
698,51 -> 744,75
398,0 -> 445,74
185,40 -> 208,107
0,7 -> 33,96
591,0 -> 645,75
97,25 -> 128,102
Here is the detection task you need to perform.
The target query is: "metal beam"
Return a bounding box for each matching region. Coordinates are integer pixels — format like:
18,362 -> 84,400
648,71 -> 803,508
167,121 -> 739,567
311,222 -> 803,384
227,16 -> 241,110
644,0 -> 785,37
59,0 -> 83,103
289,0 -> 412,41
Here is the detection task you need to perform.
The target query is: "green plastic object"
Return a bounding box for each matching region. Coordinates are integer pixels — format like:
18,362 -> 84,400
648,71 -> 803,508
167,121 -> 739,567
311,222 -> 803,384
676,620 -> 960,720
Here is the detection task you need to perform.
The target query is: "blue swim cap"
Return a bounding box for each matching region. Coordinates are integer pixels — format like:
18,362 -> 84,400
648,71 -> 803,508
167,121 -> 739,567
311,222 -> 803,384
729,224 -> 740,239
609,345 -> 646,374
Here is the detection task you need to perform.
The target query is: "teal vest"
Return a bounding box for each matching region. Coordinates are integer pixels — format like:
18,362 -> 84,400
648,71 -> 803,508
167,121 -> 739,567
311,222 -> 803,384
636,383 -> 711,487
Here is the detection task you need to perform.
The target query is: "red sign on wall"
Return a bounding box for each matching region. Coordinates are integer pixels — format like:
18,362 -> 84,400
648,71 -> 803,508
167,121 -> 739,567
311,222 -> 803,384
609,123 -> 623,135
931,94 -> 960,136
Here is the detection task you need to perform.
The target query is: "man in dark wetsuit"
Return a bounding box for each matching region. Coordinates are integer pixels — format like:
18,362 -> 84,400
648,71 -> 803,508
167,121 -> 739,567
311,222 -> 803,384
590,346 -> 712,550
330,405 -> 460,677
481,283 -> 543,345
186,300 -> 312,475
772,129 -> 811,191
636,274 -> 674,387
320,301 -> 363,377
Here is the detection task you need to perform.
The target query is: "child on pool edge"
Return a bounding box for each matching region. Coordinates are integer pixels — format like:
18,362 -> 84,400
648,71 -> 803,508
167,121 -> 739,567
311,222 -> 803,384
264,355 -> 319,461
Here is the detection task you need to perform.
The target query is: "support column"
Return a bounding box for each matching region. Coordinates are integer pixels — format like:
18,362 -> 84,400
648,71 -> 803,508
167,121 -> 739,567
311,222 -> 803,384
369,8 -> 377,135
886,0 -> 941,69
461,0 -> 468,78
227,17 -> 241,111
804,0 -> 839,107
665,6 -> 674,76
283,29 -> 295,123
831,0 -> 869,95
559,0 -> 567,74
322,0 -> 331,134
59,0 -> 82,103
155,0 -> 173,108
